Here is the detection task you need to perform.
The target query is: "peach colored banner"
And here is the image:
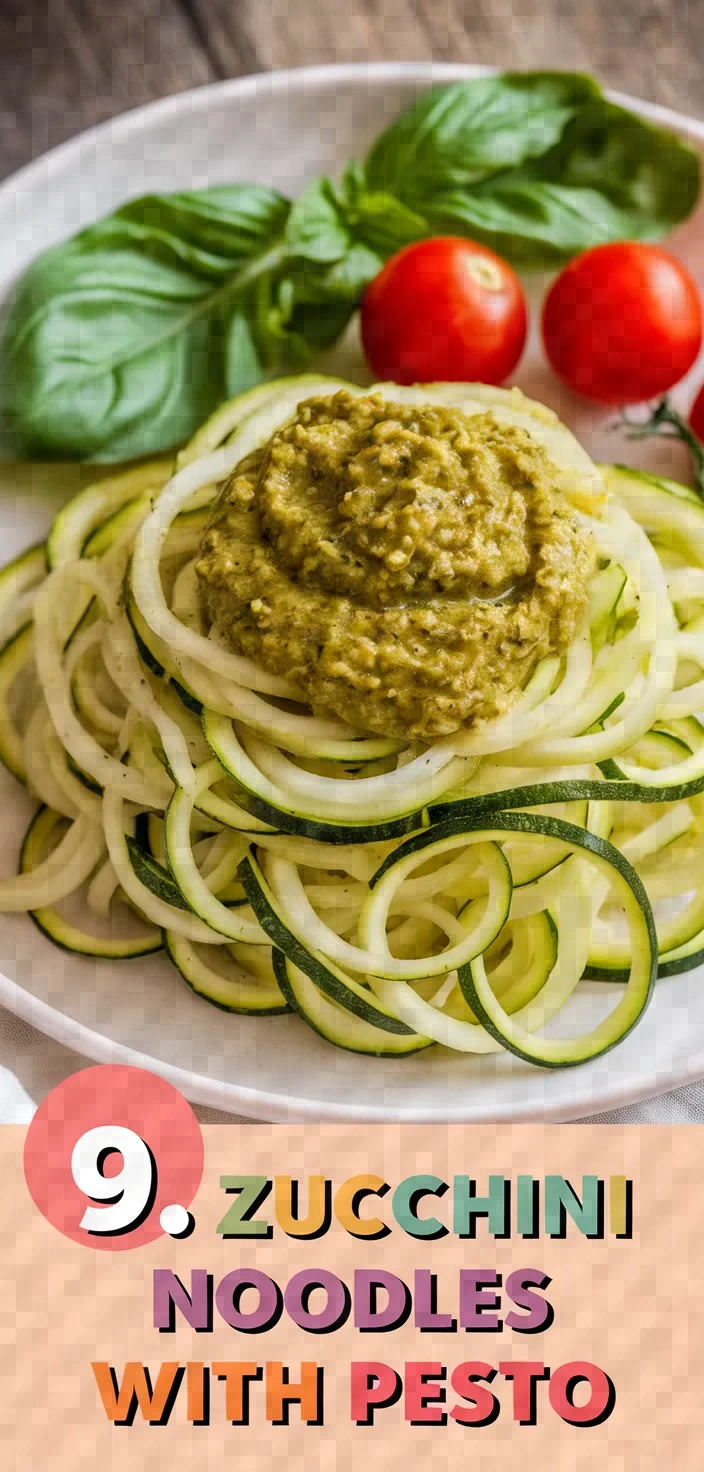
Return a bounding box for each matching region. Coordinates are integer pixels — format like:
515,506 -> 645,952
1,1123 -> 702,1470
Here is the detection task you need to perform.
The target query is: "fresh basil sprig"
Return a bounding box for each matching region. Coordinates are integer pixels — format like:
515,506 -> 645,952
2,184 -> 381,461
359,79 -> 701,267
2,71 -> 699,461
363,73 -> 603,210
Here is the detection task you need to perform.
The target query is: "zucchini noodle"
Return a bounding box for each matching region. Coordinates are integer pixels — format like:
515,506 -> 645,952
0,374 -> 702,1067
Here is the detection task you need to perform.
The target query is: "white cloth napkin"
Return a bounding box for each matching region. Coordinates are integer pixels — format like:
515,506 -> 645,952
1,1005 -> 701,1124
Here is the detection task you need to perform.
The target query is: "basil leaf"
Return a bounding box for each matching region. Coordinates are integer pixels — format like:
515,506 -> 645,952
362,78 -> 699,269
6,250 -> 223,460
108,185 -> 291,275
258,252 -> 376,368
364,72 -> 603,206
224,310 -> 263,397
421,181 -> 666,270
504,101 -> 701,240
315,243 -> 383,300
336,160 -> 428,256
286,177 -> 351,263
2,72 -> 701,461
351,192 -> 429,256
4,185 -> 290,460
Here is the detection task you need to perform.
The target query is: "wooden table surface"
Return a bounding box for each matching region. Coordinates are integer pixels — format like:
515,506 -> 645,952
0,0 -> 702,181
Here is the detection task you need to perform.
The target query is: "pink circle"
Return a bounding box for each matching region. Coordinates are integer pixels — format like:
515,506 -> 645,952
23,1065 -> 204,1251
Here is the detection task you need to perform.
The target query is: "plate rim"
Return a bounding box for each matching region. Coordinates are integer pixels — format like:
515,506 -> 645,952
3,962 -> 704,1122
1,61 -> 702,223
1,60 -> 704,1120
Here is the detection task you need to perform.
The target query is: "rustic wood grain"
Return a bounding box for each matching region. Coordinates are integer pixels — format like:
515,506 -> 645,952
0,0 -> 702,181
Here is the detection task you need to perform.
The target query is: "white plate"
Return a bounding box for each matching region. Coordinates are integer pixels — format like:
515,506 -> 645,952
0,63 -> 703,1121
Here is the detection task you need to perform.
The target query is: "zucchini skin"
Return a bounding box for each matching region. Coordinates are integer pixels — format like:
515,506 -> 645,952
0,621 -> 34,784
238,851 -> 418,1036
372,809 -> 657,893
126,834 -> 192,911
20,806 -> 163,960
27,906 -> 162,961
431,772 -> 704,820
124,576 -> 204,716
584,945 -> 704,983
227,787 -> 429,845
66,755 -> 103,796
0,543 -> 46,653
163,930 -> 290,1016
656,948 -> 704,979
46,457 -> 174,571
202,708 -> 433,844
273,950 -> 431,1057
367,810 -> 657,1070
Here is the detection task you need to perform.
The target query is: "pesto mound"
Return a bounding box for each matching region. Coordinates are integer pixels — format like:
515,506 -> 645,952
196,391 -> 593,741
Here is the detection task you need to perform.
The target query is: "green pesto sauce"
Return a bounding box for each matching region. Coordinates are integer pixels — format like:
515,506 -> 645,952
196,391 -> 593,741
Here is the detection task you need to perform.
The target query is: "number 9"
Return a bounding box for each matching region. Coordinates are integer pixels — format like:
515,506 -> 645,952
71,1126 -> 157,1234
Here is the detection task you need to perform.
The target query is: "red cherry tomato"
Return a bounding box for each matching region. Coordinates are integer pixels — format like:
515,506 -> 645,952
691,383 -> 704,443
542,242 -> 703,405
360,237 -> 528,385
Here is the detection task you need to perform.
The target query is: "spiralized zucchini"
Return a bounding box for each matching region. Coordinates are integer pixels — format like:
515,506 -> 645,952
1,373 -> 703,1066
